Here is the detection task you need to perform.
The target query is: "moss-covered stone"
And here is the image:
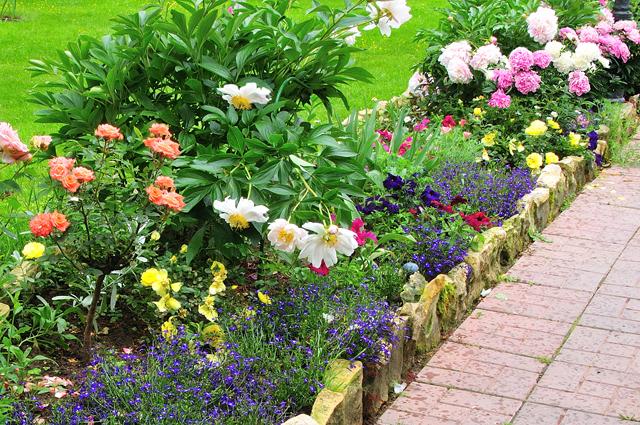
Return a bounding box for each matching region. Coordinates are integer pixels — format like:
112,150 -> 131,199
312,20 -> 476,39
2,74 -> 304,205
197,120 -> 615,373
283,415 -> 320,425
313,360 -> 363,425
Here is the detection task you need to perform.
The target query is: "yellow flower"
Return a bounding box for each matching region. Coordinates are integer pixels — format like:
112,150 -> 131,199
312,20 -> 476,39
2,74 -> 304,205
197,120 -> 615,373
209,278 -> 226,295
545,152 -> 559,165
141,268 -> 168,287
546,119 -> 560,130
481,132 -> 497,147
198,296 -> 218,322
161,318 -> 177,338
170,255 -> 178,264
22,242 -> 45,259
257,291 -> 272,305
568,132 -> 582,147
203,323 -> 224,348
508,140 -> 525,155
231,285 -> 238,290
481,149 -> 490,162
154,294 -> 181,312
526,153 -> 543,170
525,120 -> 548,137
150,231 -> 161,241
180,244 -> 188,254
210,261 -> 227,277
243,308 -> 256,319
473,107 -> 484,117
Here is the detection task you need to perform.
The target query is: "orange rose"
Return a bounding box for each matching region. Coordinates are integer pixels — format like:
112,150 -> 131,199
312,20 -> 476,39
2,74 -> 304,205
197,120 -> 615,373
146,185 -> 164,205
94,124 -> 123,141
154,176 -> 175,191
61,174 -> 81,193
72,167 -> 95,183
49,164 -> 69,181
30,213 -> 54,238
152,139 -> 181,159
143,138 -> 161,150
149,123 -> 171,138
161,192 -> 185,212
50,211 -> 70,232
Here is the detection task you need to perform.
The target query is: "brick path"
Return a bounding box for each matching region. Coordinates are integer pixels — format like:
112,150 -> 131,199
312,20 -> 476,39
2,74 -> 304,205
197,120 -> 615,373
379,166 -> 640,425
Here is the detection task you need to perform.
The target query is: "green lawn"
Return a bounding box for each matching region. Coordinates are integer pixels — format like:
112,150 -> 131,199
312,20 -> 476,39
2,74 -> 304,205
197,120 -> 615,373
0,0 -> 446,261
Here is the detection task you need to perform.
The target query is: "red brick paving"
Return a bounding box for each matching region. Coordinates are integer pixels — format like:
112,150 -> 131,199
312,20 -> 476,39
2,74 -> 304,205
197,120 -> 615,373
379,167 -> 640,425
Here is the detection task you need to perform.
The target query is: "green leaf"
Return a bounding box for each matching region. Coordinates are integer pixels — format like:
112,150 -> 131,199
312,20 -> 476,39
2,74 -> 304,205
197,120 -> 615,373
227,126 -> 245,152
186,226 -> 206,265
377,233 -> 417,246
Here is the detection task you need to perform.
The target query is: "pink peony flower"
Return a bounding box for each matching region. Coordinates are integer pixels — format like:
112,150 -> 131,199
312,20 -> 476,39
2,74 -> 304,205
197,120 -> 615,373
509,47 -> 535,72
599,8 -> 615,25
628,29 -> 640,44
438,41 -> 473,67
488,89 -> 511,109
600,35 -> 631,62
568,70 -> 591,96
599,0 -> 607,6
578,26 -> 600,43
560,27 -> 578,41
533,51 -> 552,69
527,6 -> 559,44
470,44 -> 502,70
0,122 -> 31,164
514,70 -> 542,94
596,21 -> 613,35
614,20 -> 637,33
492,69 -> 514,90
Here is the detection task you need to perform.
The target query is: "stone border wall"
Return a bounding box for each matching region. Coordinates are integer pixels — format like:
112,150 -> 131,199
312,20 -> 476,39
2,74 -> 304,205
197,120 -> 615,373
283,154 -> 596,425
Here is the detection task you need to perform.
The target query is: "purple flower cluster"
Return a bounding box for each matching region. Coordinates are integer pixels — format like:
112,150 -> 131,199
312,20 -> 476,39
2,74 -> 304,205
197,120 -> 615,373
429,162 -> 536,220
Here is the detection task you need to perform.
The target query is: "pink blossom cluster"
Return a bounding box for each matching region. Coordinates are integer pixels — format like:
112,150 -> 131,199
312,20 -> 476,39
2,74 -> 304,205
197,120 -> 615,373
0,122 -> 31,164
527,6 -> 558,44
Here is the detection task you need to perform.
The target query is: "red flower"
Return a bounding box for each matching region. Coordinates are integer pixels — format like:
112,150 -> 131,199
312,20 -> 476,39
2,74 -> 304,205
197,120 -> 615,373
30,214 -> 54,238
350,218 -> 377,246
308,261 -> 330,276
441,115 -> 457,128
408,208 -> 418,216
431,200 -> 454,214
461,212 -> 493,232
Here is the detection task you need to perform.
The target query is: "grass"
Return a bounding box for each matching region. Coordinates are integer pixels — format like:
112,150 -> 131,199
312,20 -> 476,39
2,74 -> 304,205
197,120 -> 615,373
0,1 -> 446,261
601,101 -> 640,166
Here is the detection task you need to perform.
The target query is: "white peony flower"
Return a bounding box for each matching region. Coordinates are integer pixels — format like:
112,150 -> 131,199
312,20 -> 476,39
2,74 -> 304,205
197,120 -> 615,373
407,71 -> 429,96
469,44 -> 503,70
527,6 -> 558,44
344,26 -> 361,46
267,219 -> 308,253
217,83 -> 271,110
573,42 -> 604,71
364,0 -> 412,37
213,197 -> 269,230
544,41 -> 564,59
553,51 -> 575,74
298,223 -> 358,268
446,58 -> 473,84
438,41 -> 473,67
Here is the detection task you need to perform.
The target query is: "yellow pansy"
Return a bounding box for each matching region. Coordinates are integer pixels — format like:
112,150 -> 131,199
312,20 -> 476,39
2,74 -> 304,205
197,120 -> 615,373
141,268 -> 169,287
473,107 -> 484,117
546,119 -> 560,130
526,153 -> 544,170
568,132 -> 582,147
170,255 -> 178,264
481,149 -> 490,162
180,244 -> 188,254
545,152 -> 559,165
203,323 -> 224,348
209,278 -> 226,296
257,291 -> 272,305
198,296 -> 218,322
22,242 -> 46,260
508,139 -> 525,155
154,294 -> 181,312
150,231 -> 161,241
210,261 -> 227,278
525,120 -> 548,137
161,318 -> 177,338
481,132 -> 497,147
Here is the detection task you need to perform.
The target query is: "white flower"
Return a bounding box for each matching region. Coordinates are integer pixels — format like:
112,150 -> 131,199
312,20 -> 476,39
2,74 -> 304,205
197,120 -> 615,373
407,71 -> 429,96
213,197 -> 269,230
446,58 -> 473,84
344,26 -> 361,46
469,44 -> 503,70
217,83 -> 271,110
322,313 -> 335,323
573,42 -> 604,71
267,219 -> 308,253
553,51 -> 575,74
365,0 -> 412,37
527,6 -> 558,44
298,223 -> 358,268
438,41 -> 472,67
544,41 -> 564,59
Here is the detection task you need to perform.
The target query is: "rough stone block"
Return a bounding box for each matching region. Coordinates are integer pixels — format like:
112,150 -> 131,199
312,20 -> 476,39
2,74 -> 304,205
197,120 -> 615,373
311,390 -> 345,425
283,414 -> 320,425
314,360 -> 363,425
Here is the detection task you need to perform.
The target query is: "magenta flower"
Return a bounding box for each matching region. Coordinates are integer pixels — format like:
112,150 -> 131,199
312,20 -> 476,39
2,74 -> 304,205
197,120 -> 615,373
532,51 -> 552,69
568,70 -> 591,96
514,70 -> 541,95
488,89 -> 511,109
350,218 -> 377,246
509,47 -> 534,72
492,69 -> 514,90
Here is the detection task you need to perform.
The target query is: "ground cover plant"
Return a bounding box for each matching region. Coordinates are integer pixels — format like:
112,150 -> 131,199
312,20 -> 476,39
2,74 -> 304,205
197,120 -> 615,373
1,0 -> 638,423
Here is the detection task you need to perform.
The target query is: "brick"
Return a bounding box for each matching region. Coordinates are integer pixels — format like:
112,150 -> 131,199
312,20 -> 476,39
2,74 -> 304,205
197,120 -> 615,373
512,402 -> 564,425
528,386 -> 611,415
429,343 -> 544,374
607,387 -> 640,418
561,410 -> 629,425
555,349 -> 632,372
439,388 -> 521,416
537,362 -> 589,392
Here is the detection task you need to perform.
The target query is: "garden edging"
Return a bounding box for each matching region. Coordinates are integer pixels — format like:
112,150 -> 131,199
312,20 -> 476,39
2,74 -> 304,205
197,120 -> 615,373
283,153 -> 596,425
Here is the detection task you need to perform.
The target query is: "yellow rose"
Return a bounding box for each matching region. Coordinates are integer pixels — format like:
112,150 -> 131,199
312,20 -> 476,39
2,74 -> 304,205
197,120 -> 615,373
150,231 -> 161,241
22,242 -> 45,259
526,153 -> 543,170
525,120 -> 548,137
545,152 -> 559,165
568,132 -> 582,147
257,291 -> 272,305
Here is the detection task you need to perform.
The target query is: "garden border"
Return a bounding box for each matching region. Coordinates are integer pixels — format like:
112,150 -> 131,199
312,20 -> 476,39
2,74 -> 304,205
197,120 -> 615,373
284,152 -> 598,425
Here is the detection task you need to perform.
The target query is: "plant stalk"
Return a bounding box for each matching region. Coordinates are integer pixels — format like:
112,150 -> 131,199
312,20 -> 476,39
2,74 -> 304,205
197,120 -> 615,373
83,273 -> 106,361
